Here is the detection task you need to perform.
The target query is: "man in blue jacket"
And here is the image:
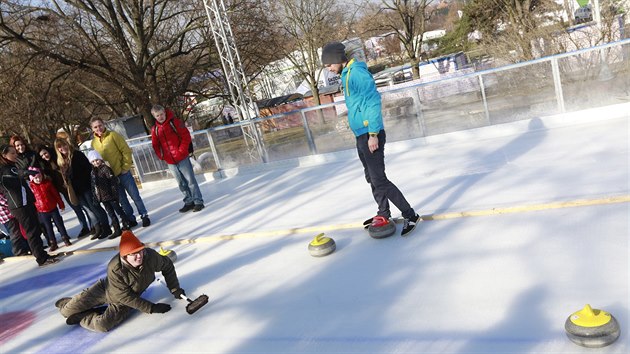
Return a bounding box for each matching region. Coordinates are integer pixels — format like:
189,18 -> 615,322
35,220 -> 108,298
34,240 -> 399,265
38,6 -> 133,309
322,42 -> 419,236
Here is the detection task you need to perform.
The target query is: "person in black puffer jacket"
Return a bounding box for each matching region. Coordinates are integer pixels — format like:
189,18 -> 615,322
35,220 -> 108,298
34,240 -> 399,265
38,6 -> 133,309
0,144 -> 59,267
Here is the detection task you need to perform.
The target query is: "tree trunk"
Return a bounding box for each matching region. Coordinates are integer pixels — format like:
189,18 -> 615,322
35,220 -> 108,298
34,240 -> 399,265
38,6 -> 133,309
139,105 -> 154,134
410,57 -> 420,80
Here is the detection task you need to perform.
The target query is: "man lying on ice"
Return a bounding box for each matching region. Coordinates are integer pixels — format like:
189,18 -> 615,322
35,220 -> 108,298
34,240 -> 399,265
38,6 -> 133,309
55,230 -> 185,332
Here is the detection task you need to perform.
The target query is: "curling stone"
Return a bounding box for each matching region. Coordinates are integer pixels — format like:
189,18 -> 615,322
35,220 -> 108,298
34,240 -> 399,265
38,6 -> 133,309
565,304 -> 620,348
367,216 -> 396,239
308,233 -> 335,257
158,247 -> 178,262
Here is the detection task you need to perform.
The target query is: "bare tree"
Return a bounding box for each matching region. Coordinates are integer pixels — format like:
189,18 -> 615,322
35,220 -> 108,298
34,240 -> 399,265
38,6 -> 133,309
464,0 -> 563,61
0,43 -> 106,145
381,0 -> 436,79
269,0 -> 356,105
0,0 -> 214,130
355,1 -> 436,78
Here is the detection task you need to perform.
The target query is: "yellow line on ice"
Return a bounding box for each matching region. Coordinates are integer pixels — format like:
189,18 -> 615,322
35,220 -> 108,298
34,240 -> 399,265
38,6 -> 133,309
421,195 -> 630,220
132,194 -> 630,245
4,195 -> 628,262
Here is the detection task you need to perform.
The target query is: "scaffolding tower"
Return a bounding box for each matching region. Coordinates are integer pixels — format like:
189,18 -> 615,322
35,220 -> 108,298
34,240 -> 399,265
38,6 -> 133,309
201,0 -> 266,163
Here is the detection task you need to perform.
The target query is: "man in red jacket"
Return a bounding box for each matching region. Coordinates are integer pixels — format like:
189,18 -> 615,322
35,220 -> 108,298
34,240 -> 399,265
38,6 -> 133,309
150,105 -> 204,213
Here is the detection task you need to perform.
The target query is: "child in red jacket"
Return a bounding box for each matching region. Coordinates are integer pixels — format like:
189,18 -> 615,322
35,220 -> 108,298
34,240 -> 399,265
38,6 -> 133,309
28,167 -> 71,251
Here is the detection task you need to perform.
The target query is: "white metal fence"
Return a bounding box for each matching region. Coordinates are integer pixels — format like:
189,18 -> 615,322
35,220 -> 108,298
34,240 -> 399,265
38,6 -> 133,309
127,38 -> 630,183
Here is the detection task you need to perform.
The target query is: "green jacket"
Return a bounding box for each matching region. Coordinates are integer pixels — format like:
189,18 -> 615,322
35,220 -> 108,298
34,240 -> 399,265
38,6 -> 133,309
91,130 -> 133,176
105,248 -> 180,313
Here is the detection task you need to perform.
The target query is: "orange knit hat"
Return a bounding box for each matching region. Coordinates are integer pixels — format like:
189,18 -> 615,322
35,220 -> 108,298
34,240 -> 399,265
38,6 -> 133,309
119,230 -> 145,256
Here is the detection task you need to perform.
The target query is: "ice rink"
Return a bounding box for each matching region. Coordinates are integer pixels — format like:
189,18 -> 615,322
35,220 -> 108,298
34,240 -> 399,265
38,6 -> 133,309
1,103 -> 628,353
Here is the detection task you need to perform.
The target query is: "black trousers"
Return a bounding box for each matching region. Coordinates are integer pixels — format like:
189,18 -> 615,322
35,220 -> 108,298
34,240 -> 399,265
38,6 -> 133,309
356,130 -> 414,219
10,204 -> 49,264
3,218 -> 30,256
102,200 -> 128,225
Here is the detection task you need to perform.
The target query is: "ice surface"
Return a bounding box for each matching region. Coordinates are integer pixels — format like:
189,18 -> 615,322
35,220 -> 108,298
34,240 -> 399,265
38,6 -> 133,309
0,104 -> 628,353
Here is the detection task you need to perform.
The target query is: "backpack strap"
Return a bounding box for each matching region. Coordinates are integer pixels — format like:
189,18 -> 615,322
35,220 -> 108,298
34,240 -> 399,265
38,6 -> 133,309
168,120 -> 182,144
170,119 -> 194,156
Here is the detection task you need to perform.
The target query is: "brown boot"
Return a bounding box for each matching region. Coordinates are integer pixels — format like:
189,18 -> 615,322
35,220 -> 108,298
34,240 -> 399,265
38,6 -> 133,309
49,240 -> 59,252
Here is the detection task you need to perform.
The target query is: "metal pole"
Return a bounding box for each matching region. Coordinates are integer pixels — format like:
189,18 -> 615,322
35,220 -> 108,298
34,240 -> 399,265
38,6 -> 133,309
478,74 -> 491,125
551,57 -> 566,113
300,110 -> 317,154
206,130 -> 222,170
201,0 -> 266,163
592,0 -> 601,27
130,150 -> 145,184
411,88 -> 426,137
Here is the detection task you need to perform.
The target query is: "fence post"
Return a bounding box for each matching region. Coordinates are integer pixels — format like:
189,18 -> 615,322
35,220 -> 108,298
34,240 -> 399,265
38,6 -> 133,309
301,110 -> 317,154
130,150 -> 145,184
206,130 -> 222,171
411,88 -> 426,137
551,57 -> 566,113
478,74 -> 491,125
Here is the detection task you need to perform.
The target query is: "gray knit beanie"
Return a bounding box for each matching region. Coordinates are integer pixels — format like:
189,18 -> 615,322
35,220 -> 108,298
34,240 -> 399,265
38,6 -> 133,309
321,42 -> 348,65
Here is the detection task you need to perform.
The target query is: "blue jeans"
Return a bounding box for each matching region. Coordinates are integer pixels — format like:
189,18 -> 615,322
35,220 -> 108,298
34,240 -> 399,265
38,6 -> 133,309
118,171 -> 148,218
168,158 -> 203,206
38,208 -> 69,243
61,190 -> 90,229
78,190 -> 109,227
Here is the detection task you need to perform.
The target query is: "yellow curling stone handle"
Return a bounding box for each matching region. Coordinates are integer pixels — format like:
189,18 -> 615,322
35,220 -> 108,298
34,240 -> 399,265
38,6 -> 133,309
570,304 -> 612,327
158,247 -> 172,256
310,233 -> 331,246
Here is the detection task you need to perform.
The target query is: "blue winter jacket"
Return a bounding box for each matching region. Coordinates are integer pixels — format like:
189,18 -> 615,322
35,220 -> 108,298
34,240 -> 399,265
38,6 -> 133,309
341,59 -> 384,137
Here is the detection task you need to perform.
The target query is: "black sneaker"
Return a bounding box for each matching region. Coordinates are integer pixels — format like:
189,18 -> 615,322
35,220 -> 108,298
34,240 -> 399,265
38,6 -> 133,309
39,257 -> 60,267
141,215 -> 151,227
363,217 -> 374,230
55,297 -> 72,309
128,218 -> 138,228
179,204 -> 194,213
193,204 -> 204,212
401,214 -> 420,236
